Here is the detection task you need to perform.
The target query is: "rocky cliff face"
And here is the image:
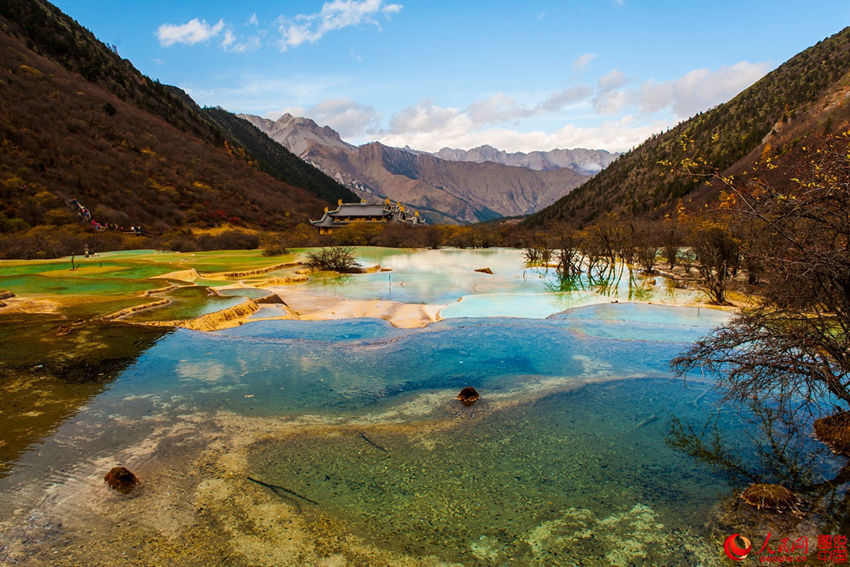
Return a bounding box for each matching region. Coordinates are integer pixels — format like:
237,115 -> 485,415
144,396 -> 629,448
434,145 -> 618,174
242,113 -> 602,224
238,113 -> 353,157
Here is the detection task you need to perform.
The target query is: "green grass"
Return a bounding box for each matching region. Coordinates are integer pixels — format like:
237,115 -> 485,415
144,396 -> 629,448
0,248 -> 299,318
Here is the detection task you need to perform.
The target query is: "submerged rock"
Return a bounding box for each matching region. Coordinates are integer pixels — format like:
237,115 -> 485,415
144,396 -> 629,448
814,411 -> 850,456
740,483 -> 799,512
104,466 -> 139,494
457,387 -> 480,406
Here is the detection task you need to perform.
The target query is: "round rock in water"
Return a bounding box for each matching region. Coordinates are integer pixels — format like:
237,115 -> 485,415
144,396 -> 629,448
104,466 -> 139,494
740,483 -> 799,512
456,386 -> 480,407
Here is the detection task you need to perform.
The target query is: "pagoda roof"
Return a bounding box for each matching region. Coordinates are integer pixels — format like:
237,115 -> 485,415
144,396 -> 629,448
330,203 -> 390,217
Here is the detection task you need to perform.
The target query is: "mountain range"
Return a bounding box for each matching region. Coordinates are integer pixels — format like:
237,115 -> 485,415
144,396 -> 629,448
433,145 -> 616,174
2,0 -> 847,244
0,0 -> 615,238
239,113 -> 616,224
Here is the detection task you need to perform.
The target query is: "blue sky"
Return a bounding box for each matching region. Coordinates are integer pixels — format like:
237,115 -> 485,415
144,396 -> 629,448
53,0 -> 850,152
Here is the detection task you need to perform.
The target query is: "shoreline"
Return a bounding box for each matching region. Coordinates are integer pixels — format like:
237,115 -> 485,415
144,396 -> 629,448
0,288 -> 735,332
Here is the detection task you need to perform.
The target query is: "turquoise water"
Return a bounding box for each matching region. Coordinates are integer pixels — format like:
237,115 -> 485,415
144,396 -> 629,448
66,305 -> 724,417
3,249 -> 841,565
295,248 -> 701,319
0,301 -> 753,565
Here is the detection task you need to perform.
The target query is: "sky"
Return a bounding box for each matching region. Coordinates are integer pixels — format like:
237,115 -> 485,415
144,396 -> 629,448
53,0 -> 850,153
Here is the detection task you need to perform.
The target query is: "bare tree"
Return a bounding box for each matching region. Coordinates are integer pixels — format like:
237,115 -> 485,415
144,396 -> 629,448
661,219 -> 685,270
691,224 -> 738,304
674,133 -> 850,413
306,247 -> 358,272
555,226 -> 583,279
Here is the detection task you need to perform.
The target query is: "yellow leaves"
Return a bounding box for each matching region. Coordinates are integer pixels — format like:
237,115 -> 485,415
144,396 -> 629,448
140,147 -> 156,156
717,190 -> 737,210
193,181 -> 211,190
18,64 -> 41,76
148,179 -> 175,193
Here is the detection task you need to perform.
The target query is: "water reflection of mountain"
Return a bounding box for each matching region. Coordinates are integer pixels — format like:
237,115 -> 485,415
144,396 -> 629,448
0,315 -> 170,478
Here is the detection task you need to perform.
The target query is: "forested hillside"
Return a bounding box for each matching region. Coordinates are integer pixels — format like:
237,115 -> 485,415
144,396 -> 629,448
526,26 -> 850,227
0,0 -> 355,256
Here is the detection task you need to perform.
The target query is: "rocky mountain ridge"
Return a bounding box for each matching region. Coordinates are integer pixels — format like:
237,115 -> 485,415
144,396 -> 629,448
240,112 -> 601,224
434,145 -> 618,174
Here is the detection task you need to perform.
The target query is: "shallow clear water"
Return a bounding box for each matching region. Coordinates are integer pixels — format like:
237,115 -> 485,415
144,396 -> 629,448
0,300 -> 751,565
251,378 -> 735,565
4,249 -> 840,565
295,248 -> 701,319
124,286 -> 246,321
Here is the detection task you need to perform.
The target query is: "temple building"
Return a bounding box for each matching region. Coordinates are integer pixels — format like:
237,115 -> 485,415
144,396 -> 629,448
310,199 -> 422,235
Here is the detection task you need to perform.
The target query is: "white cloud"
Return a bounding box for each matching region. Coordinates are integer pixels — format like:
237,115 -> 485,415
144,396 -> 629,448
593,89 -> 629,114
248,13 -> 259,26
597,69 -> 628,91
376,114 -> 668,153
221,30 -> 236,49
372,95 -> 666,153
637,61 -> 770,118
572,53 -> 597,70
277,0 -> 403,51
309,98 -> 380,137
264,99 -> 380,138
388,99 -> 464,135
205,60 -> 767,155
536,86 -> 593,112
220,29 -> 262,53
157,18 -> 225,47
466,93 -> 532,124
590,61 -> 768,119
386,85 -> 595,136
592,70 -> 630,114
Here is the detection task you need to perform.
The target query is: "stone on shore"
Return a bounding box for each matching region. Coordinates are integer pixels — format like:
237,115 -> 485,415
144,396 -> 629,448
104,466 -> 139,494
